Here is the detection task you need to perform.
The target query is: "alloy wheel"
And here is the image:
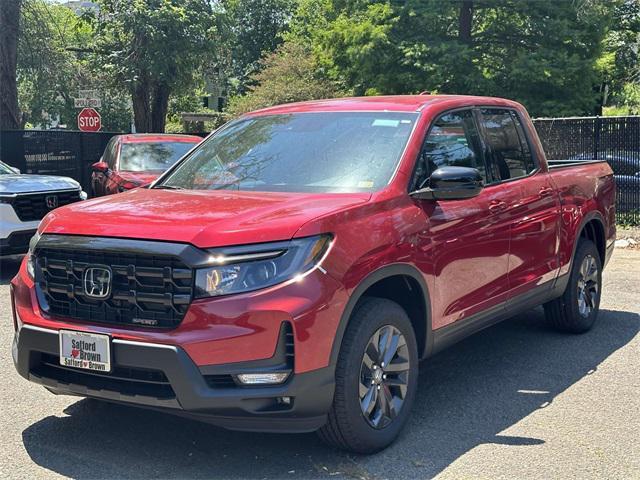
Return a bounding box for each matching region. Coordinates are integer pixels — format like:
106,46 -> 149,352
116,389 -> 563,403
577,254 -> 598,318
359,325 -> 410,429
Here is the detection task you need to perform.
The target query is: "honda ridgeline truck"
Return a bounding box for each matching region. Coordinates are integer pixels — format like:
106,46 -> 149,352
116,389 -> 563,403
11,95 -> 616,453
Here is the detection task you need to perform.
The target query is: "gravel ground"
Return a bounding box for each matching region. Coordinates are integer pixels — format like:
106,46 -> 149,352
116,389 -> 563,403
0,250 -> 638,480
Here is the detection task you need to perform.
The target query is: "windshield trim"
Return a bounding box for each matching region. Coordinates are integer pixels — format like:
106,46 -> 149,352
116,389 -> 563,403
152,111 -> 420,193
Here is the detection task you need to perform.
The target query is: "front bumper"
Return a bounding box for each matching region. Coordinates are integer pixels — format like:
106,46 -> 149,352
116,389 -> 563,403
0,203 -> 39,257
13,323 -> 335,432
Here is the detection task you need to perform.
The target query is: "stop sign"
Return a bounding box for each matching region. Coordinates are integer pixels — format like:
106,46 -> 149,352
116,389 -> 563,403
77,108 -> 101,132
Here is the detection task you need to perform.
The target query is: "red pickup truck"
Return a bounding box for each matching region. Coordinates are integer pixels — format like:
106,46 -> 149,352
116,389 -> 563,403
11,95 -> 615,454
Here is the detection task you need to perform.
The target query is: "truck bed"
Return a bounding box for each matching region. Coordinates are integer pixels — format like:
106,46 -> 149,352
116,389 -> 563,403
547,159 -> 608,169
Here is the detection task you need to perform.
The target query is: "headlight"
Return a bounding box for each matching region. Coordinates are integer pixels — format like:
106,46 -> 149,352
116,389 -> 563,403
195,234 -> 332,298
26,231 -> 41,280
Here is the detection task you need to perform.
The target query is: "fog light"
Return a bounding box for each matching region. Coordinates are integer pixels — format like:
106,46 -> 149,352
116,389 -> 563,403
235,372 -> 290,385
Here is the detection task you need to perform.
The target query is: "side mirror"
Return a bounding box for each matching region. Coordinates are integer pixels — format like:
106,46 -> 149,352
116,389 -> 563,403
91,161 -> 109,173
410,166 -> 483,200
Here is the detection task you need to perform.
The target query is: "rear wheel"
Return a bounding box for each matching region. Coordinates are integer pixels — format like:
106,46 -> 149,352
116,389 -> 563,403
544,239 -> 602,333
317,297 -> 418,453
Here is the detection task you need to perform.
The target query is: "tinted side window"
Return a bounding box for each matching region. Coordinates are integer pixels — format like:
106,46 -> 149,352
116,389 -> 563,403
479,109 -> 535,182
412,110 -> 486,190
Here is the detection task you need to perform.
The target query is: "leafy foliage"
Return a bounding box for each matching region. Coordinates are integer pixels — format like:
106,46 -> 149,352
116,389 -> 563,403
221,0 -> 296,94
226,41 -> 347,116
89,0 -> 217,132
598,0 -> 640,114
291,0 -> 620,117
6,0 -> 640,132
17,0 -> 133,130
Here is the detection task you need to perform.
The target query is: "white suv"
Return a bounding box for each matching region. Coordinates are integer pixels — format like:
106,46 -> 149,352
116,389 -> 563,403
0,161 -> 87,258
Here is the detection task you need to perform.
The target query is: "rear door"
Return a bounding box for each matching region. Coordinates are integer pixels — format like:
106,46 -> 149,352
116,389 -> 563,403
476,108 -> 560,301
412,109 -> 511,329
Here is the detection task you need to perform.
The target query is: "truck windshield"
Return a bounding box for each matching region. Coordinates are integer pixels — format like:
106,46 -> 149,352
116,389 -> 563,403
157,112 -> 417,193
120,142 -> 197,172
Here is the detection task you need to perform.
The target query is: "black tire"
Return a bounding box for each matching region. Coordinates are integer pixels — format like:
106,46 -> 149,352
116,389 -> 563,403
544,239 -> 602,333
317,297 -> 419,454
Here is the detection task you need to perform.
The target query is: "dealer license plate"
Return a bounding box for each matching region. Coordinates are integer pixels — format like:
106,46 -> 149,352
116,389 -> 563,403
59,330 -> 111,372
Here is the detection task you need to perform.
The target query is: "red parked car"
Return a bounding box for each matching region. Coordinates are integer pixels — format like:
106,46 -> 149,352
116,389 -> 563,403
12,95 -> 615,453
91,134 -> 202,196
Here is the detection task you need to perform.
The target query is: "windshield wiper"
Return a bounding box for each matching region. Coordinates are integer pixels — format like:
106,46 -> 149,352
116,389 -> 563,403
153,185 -> 184,190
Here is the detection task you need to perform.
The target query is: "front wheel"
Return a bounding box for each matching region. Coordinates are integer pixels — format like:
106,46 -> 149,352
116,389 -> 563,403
317,297 -> 418,453
544,239 -> 602,333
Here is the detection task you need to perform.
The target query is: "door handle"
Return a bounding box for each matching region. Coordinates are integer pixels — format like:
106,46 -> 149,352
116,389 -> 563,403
539,187 -> 554,197
489,200 -> 507,213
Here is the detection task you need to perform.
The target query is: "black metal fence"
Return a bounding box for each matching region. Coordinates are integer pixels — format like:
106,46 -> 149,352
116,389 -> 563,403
0,130 -> 119,193
533,116 -> 640,225
1,117 -> 639,224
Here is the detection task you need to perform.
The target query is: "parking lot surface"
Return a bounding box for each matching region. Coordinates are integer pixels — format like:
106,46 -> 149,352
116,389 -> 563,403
0,250 -> 638,480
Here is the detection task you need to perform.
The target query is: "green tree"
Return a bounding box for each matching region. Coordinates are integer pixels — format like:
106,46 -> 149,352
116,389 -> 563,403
227,41 -> 347,116
90,0 -> 217,132
16,0 -> 130,130
293,0 -> 616,117
597,0 -> 639,114
221,0 -> 296,94
0,0 -> 22,129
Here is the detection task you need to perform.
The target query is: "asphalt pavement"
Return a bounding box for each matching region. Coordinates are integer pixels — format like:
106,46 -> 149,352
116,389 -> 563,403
0,250 -> 638,479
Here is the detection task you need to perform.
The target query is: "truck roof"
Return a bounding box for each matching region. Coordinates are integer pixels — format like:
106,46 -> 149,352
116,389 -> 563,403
249,94 -> 523,116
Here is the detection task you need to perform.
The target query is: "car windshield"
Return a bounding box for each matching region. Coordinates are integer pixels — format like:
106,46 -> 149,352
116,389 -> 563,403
157,112 -> 418,193
0,162 -> 15,175
120,142 -> 198,172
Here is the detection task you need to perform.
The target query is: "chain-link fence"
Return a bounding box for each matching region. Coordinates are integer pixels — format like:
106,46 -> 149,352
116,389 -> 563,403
0,130 -> 208,195
0,130 -> 118,193
533,116 -> 640,225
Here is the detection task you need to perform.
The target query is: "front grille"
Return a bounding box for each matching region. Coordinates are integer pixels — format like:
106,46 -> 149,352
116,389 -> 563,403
35,247 -> 194,328
11,189 -> 82,221
32,353 -> 175,399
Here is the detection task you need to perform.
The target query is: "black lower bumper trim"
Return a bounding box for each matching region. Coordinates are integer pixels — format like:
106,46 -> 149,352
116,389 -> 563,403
1,229 -> 36,256
13,324 -> 335,433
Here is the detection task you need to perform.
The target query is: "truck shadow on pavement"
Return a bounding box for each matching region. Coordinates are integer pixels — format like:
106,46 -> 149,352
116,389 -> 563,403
21,307 -> 639,479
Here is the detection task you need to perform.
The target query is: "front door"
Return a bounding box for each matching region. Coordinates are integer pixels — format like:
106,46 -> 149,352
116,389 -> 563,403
411,109 -> 511,329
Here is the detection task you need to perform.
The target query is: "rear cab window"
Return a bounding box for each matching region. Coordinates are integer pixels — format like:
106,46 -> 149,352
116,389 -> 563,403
477,108 -> 537,183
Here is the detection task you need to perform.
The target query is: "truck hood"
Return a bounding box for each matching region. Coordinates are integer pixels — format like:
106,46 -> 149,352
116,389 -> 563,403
0,174 -> 80,194
39,188 -> 371,248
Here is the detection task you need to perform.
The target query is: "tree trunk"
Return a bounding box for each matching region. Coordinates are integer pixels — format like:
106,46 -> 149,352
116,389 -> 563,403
459,0 -> 473,45
132,76 -> 152,133
150,83 -> 170,133
0,0 -> 22,130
